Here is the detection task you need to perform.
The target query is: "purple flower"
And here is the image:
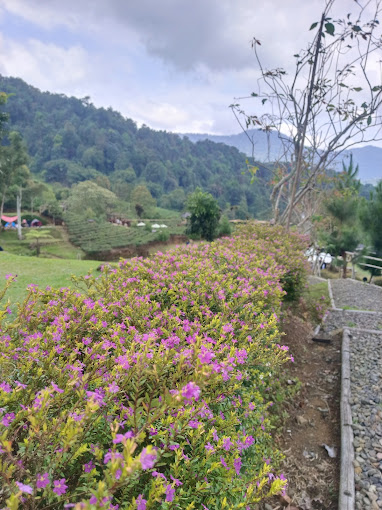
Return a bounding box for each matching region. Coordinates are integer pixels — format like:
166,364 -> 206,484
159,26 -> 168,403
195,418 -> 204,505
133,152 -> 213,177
16,482 -> 33,494
0,382 -> 11,393
108,382 -> 120,394
53,478 -> 68,496
136,494 -> 147,510
188,420 -> 200,429
113,430 -> 134,444
2,412 -> 15,427
181,382 -> 200,401
205,442 -> 215,452
198,349 -> 215,364
222,437 -> 233,451
51,382 -> 64,393
234,457 -> 242,475
170,475 -> 183,486
84,461 -> 95,473
36,472 -> 50,489
220,456 -> 229,470
165,484 -> 175,503
140,448 -> 157,470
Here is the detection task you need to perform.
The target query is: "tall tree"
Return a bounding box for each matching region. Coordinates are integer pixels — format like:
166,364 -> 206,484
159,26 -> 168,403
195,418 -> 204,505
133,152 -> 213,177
319,159 -> 361,277
0,92 -> 10,221
187,188 -> 221,242
67,181 -> 118,219
359,181 -> 382,279
1,131 -> 30,239
233,0 -> 382,229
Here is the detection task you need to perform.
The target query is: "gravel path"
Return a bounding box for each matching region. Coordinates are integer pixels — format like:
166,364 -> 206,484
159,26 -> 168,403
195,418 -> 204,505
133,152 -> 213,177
349,330 -> 382,510
330,279 -> 382,312
322,310 -> 382,335
316,278 -> 382,509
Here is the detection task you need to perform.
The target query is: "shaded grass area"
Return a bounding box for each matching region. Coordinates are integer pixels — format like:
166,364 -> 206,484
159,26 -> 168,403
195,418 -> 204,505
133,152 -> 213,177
0,227 -> 86,259
286,280 -> 331,326
0,252 -> 101,309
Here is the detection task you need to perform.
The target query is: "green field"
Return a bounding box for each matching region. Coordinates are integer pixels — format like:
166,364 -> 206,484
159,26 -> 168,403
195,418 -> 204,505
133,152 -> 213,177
0,252 -> 101,309
0,227 -> 86,259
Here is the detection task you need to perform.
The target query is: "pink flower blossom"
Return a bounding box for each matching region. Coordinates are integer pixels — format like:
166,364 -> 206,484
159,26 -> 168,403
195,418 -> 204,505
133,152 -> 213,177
36,472 -> 50,489
16,482 -> 33,494
107,381 -> 120,394
222,437 -> 233,451
181,382 -> 200,401
51,382 -> 64,393
188,420 -> 200,429
53,478 -> 68,496
140,448 -> 157,470
2,412 -> 15,427
113,430 -> 134,444
136,494 -> 147,510
165,484 -> 175,502
234,457 -> 242,475
84,461 -> 95,473
0,382 -> 11,393
220,456 -> 229,470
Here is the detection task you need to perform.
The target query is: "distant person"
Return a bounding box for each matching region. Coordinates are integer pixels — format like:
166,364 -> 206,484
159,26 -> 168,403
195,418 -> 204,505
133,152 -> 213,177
0,246 -> 3,251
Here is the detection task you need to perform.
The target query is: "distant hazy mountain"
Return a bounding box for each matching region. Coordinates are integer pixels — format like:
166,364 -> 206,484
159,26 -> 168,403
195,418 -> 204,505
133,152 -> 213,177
183,129 -> 382,184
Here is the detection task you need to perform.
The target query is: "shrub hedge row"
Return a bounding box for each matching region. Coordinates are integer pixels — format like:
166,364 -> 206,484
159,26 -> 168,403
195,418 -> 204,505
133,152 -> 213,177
0,224 -> 307,509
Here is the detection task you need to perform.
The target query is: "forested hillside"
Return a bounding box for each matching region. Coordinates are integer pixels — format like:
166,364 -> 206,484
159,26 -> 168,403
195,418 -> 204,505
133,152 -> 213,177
0,75 -> 272,218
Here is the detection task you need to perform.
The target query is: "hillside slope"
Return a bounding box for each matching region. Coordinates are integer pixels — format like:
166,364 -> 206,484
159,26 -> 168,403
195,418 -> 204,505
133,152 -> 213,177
0,75 -> 272,218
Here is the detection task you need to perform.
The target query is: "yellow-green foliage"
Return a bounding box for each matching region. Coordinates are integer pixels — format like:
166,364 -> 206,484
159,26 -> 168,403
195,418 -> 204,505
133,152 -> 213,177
0,223 -> 307,509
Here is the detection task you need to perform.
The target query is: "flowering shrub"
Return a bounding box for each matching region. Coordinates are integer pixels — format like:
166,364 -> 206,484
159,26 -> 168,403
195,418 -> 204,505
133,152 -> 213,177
0,224 -> 307,509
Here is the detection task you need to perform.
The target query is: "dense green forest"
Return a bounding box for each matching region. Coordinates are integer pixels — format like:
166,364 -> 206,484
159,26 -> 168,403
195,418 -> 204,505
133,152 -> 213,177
0,75 -> 273,219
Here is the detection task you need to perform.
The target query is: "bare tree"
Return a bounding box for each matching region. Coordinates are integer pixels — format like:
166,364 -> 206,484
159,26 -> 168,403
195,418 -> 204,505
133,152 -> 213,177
232,0 -> 382,230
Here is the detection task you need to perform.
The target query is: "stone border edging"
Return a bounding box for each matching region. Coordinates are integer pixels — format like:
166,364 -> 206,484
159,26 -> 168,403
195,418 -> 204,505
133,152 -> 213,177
328,279 -> 341,310
339,328 -> 355,510
310,277 -> 382,509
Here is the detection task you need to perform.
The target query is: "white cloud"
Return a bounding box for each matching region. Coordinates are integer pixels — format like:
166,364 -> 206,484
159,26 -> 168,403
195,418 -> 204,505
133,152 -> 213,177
1,0 -> 382,138
0,37 -> 92,93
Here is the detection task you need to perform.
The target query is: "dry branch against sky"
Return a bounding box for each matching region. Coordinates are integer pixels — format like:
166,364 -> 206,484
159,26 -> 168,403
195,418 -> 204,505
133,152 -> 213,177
0,0 -> 376,135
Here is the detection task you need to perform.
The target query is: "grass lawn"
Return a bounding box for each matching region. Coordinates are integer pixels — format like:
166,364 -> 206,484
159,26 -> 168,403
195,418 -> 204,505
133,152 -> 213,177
305,280 -> 330,302
0,252 -> 101,308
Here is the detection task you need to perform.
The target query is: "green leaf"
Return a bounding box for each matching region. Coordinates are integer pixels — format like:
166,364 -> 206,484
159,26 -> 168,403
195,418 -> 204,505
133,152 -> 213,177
261,99 -> 268,105
353,87 -> 362,92
367,115 -> 372,126
251,92 -> 258,97
372,86 -> 381,92
353,25 -> 361,32
325,22 -> 335,36
309,22 -> 318,30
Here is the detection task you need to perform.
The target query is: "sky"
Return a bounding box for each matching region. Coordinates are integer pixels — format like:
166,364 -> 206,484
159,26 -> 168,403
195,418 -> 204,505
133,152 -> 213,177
0,0 -> 379,136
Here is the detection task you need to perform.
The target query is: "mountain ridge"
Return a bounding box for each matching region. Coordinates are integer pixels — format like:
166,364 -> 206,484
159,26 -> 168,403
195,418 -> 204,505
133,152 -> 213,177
182,129 -> 382,184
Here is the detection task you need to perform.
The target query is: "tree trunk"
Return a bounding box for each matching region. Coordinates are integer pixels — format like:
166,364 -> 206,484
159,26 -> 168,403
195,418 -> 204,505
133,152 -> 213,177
17,187 -> 22,241
285,12 -> 325,231
341,251 -> 347,279
0,189 -> 6,230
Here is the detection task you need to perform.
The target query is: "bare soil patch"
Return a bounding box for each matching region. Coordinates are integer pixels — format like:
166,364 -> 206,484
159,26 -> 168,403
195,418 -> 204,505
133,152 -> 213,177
261,315 -> 341,510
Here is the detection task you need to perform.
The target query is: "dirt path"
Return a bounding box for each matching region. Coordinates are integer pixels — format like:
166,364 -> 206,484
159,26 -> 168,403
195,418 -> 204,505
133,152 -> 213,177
263,315 -> 341,510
